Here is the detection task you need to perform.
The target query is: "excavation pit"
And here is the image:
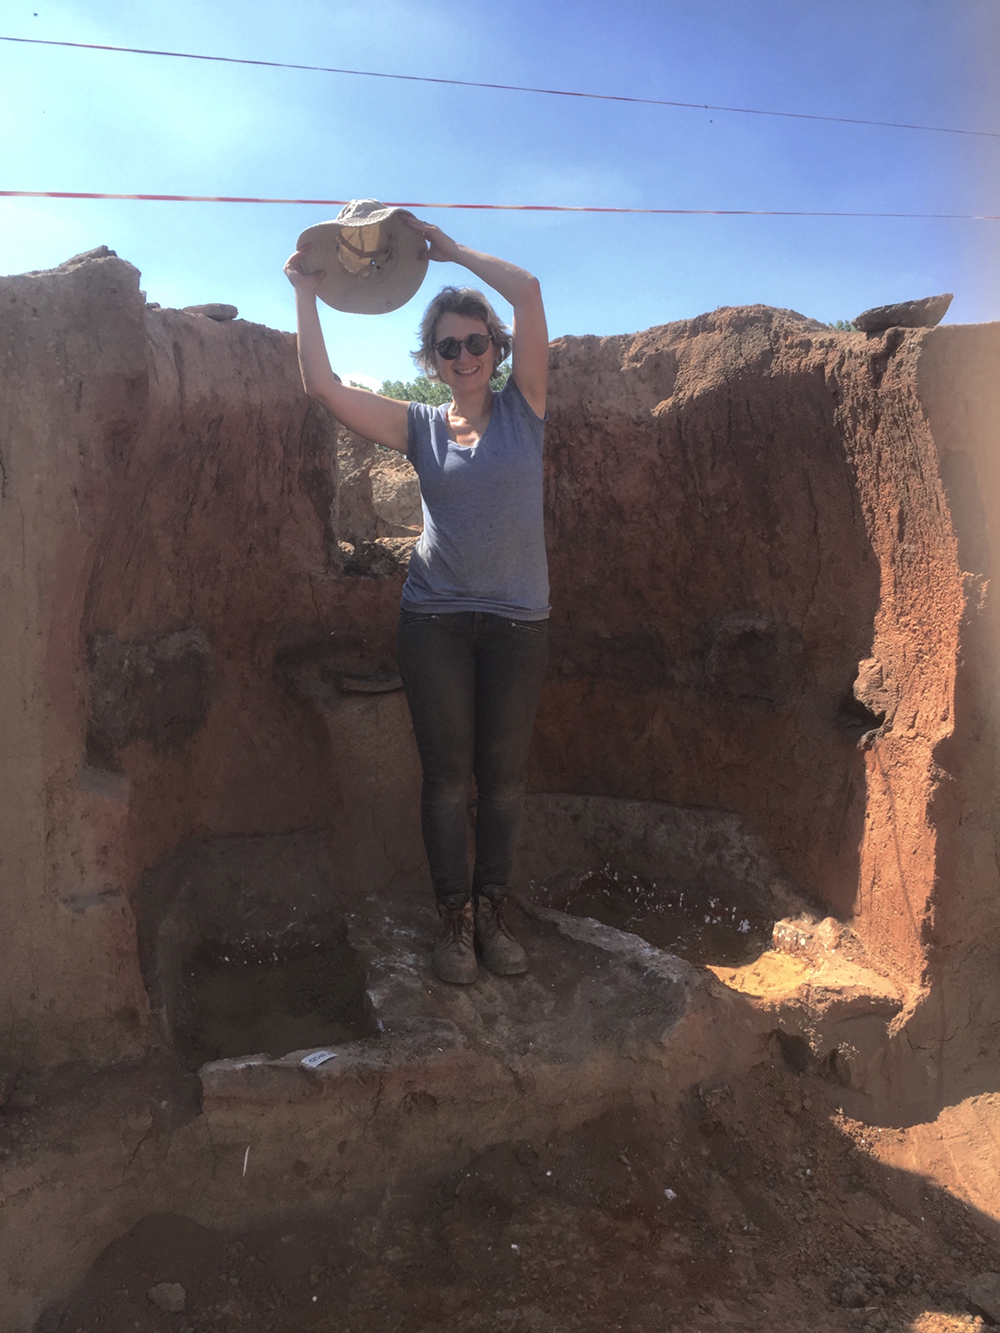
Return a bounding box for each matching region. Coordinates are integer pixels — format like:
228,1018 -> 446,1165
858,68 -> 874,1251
514,794 -> 810,969
550,866 -> 775,966
174,934 -> 370,1069
135,831 -> 378,1073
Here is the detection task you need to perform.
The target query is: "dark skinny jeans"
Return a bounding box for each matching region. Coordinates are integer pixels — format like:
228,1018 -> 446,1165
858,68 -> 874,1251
396,609 -> 550,907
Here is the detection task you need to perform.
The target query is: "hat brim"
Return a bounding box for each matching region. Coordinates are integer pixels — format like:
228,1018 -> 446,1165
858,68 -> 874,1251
297,210 -> 429,315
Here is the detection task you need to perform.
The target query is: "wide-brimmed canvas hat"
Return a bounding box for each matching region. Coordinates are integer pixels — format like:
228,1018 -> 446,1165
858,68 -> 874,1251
296,199 -> 429,314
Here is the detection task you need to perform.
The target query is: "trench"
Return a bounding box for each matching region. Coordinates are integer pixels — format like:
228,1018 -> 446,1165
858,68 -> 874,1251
6,279 -> 1000,1333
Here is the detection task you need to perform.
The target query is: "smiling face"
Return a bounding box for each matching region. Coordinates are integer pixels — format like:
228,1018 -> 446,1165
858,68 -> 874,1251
432,312 -> 496,396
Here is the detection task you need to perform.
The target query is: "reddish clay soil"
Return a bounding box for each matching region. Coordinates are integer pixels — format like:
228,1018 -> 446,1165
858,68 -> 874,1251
41,1058 -> 997,1333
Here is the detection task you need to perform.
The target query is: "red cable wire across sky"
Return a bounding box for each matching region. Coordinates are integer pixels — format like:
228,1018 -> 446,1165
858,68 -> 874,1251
2,33 -> 999,141
1,191 -> 998,220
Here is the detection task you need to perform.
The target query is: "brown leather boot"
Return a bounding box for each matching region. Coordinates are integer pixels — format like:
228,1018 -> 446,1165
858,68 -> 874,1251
432,900 -> 477,984
474,895 -> 528,975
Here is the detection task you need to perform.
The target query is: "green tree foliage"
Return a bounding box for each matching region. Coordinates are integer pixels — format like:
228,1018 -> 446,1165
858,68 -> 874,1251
379,375 -> 451,405
378,363 -> 511,404
828,319 -> 859,332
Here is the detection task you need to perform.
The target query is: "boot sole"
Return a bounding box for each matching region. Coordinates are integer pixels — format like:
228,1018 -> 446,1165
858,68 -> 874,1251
480,956 -> 528,976
432,962 -> 478,984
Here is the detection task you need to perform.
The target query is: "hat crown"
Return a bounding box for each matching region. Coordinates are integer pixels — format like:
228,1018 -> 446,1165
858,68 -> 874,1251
336,198 -> 388,225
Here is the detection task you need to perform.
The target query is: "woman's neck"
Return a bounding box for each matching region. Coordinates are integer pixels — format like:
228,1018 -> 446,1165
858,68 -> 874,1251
448,381 -> 493,425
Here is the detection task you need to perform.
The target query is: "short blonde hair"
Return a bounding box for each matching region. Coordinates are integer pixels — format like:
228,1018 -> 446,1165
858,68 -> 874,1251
412,286 -> 512,381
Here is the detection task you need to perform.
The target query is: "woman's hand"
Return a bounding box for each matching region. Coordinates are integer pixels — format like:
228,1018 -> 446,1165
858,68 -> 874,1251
404,215 -> 462,264
284,244 -> 325,297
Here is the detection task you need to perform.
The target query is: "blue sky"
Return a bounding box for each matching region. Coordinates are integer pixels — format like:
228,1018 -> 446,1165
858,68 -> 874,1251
2,0 -> 998,384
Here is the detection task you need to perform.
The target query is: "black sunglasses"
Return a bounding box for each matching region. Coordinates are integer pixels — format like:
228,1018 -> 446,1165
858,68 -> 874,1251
434,333 -> 494,360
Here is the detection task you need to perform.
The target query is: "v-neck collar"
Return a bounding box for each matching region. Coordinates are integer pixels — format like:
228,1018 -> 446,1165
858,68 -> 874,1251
440,393 -> 494,451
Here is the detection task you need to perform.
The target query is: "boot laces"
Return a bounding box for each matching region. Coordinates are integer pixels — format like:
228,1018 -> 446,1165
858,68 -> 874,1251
438,903 -> 473,945
480,897 -> 515,939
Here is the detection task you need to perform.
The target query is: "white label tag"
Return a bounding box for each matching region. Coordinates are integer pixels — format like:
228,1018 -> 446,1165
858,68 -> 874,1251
300,1050 -> 337,1069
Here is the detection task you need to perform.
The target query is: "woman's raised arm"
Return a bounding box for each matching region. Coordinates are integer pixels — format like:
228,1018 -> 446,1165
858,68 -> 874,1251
404,219 -> 549,418
284,247 -> 411,452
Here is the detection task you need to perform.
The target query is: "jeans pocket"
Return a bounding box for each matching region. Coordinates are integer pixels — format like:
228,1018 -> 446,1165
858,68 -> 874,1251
507,619 -> 545,634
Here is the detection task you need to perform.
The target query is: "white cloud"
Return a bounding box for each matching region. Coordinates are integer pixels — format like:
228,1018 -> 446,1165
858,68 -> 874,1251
343,371 -> 381,390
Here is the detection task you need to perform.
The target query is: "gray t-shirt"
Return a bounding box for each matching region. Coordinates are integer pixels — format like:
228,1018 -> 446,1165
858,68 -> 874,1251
401,376 -> 549,620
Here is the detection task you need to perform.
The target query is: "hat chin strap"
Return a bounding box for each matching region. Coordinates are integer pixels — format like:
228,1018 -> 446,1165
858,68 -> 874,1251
338,232 -> 387,259
336,229 -> 392,276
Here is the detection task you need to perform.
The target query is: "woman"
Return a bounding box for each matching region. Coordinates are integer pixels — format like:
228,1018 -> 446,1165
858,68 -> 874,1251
285,216 -> 549,985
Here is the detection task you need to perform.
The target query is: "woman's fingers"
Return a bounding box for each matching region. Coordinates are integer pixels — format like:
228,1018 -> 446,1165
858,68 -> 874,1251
405,218 -> 460,263
404,215 -> 454,255
284,248 -> 325,287
404,218 -> 436,255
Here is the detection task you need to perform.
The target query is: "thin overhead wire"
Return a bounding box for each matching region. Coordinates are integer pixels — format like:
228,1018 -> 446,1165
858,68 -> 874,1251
2,33 -> 998,142
2,191 -> 998,220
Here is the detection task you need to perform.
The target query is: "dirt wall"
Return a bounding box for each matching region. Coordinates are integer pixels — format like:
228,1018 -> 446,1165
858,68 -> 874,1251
537,309 -> 969,995
0,249 -> 418,1069
1,249 -> 154,1068
912,324 -> 1000,1099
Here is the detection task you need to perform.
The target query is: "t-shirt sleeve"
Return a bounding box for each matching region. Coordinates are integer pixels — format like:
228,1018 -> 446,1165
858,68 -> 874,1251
407,400 -> 434,466
499,373 -> 548,425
